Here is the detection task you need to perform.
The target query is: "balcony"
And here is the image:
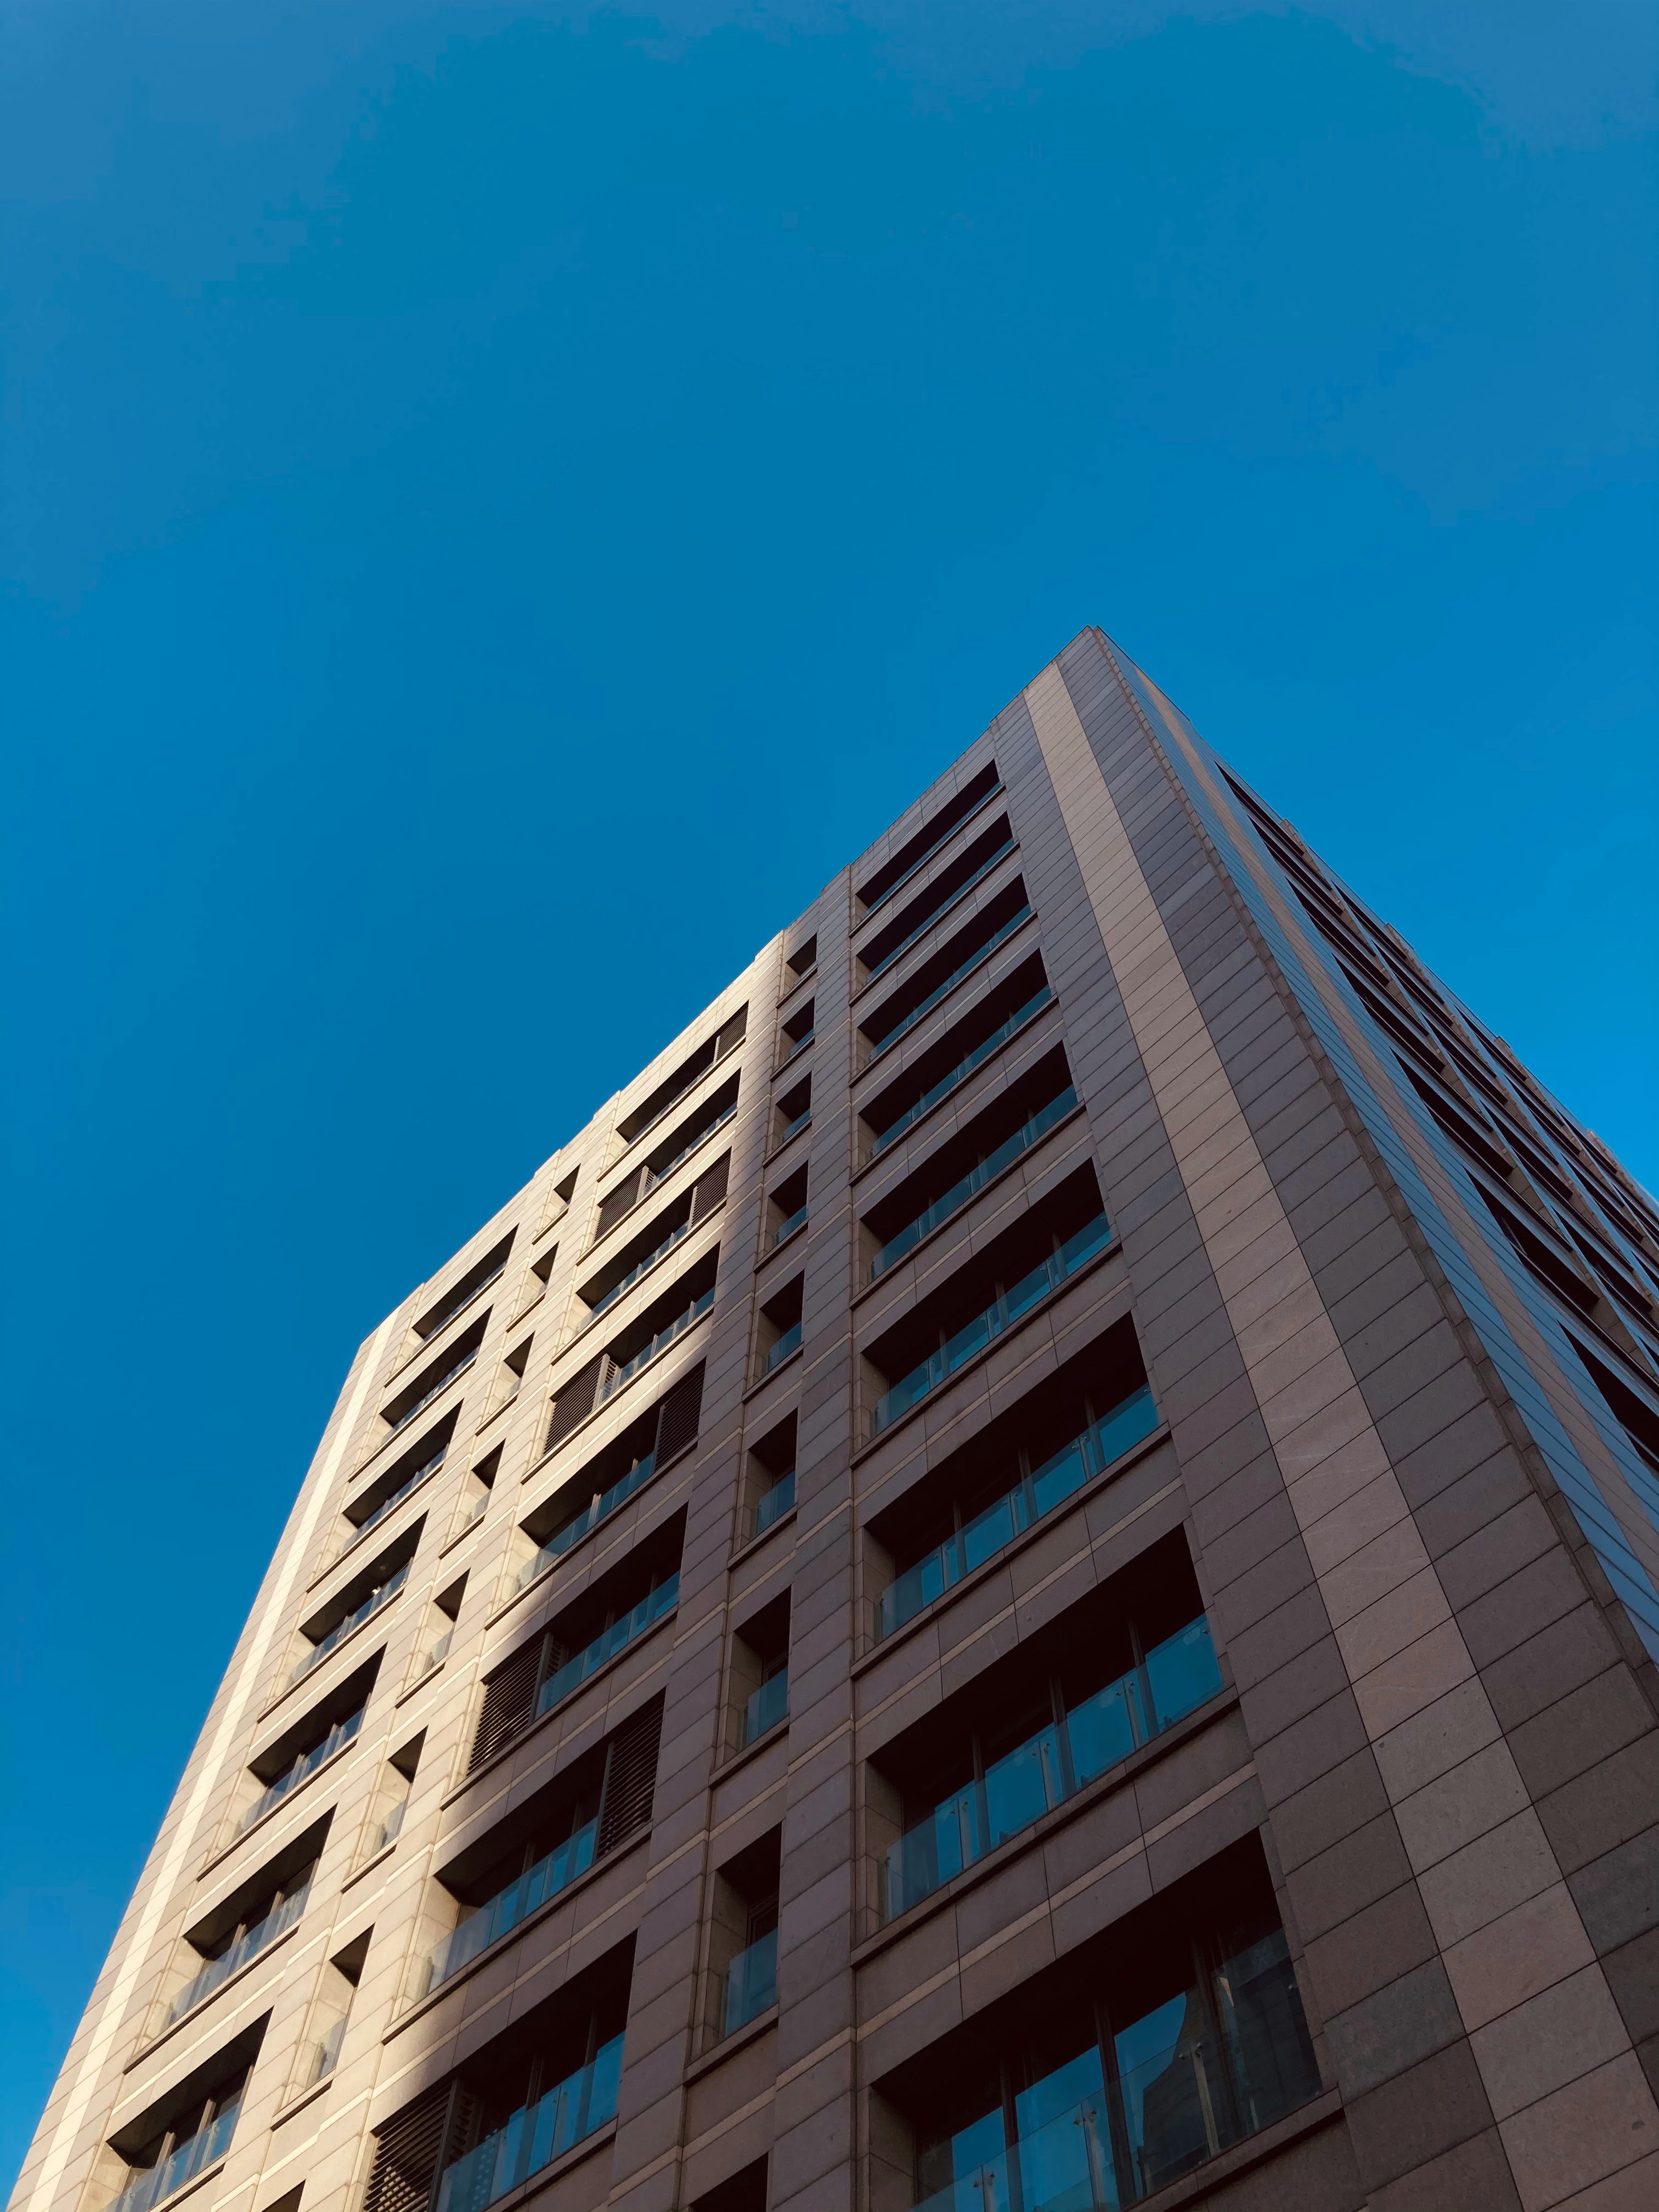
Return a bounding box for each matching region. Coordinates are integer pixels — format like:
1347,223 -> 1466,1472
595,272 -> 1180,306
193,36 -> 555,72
774,1204 -> 808,1247
382,1340 -> 482,1442
871,1087 -> 1078,1279
434,2035 -> 623,2212
239,1707 -> 363,1833
762,1321 -> 802,1375
424,1818 -> 599,1994
586,1220 -> 694,1322
861,823 -> 1015,985
862,894 -> 1032,1063
166,1880 -> 311,2027
534,1574 -> 680,1719
742,1667 -> 789,1747
753,1468 -> 795,1536
882,1614 -> 1222,1918
868,1214 -> 1113,1439
867,984 -> 1053,1161
894,1845 -> 1319,2212
516,1452 -> 660,1589
330,1447 -> 445,1565
290,1564 -> 409,1686
878,1385 -> 1158,1639
596,1289 -> 714,1404
721,1928 -> 778,2036
110,2101 -> 240,2212
857,764 -> 1003,916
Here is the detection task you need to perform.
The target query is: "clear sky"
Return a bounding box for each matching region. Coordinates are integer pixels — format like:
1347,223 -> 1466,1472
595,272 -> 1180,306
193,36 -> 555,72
2,0 -> 1654,2190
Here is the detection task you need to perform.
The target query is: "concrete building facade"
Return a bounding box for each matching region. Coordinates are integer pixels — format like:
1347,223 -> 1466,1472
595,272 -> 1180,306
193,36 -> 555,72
15,629 -> 1659,2212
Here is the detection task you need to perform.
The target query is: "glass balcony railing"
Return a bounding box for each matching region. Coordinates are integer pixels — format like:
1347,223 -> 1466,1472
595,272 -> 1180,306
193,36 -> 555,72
869,905 -> 1031,1060
864,836 -> 1016,984
878,1387 -> 1158,1639
331,1448 -> 445,1564
869,1215 -> 1113,1438
774,1205 -> 808,1246
763,1322 -> 802,1375
416,1627 -> 454,1678
385,1348 -> 479,1440
908,1925 -> 1318,2210
435,2035 -> 624,2212
110,2101 -> 241,2212
872,1090 -> 1078,1280
723,1927 -> 778,2035
742,1668 -> 789,1747
239,1707 -> 364,1834
882,1617 -> 1222,1920
774,1108 -> 811,1150
290,1564 -> 409,1685
307,2011 -> 349,2085
753,1469 -> 795,1536
518,1454 -> 659,1590
781,1029 -> 815,1063
534,1576 -> 680,1720
869,988 -> 1053,1160
586,1221 -> 693,1323
425,1818 -> 599,1994
597,1291 -> 714,1404
371,1797 -> 409,1855
166,1881 -> 311,2027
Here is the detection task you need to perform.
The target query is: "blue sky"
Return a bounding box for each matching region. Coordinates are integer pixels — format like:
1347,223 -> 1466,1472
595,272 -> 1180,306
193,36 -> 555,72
2,0 -> 1654,2188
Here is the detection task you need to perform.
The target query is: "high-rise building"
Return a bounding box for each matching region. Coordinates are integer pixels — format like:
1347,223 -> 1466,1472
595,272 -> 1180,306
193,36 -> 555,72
16,628 -> 1659,2212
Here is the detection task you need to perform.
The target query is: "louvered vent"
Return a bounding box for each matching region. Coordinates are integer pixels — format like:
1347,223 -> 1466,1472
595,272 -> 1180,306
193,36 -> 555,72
597,1696 -> 664,1853
363,2080 -> 457,2212
690,1155 -> 729,1222
652,1362 -> 704,1470
545,1357 -> 602,1452
715,1008 -> 747,1056
468,1637 -> 545,1774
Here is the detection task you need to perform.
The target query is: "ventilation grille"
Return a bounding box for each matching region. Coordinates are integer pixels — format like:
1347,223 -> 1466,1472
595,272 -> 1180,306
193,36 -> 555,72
652,1361 -> 704,1471
545,1357 -> 602,1451
597,1696 -> 664,1853
363,2080 -> 482,2212
468,1638 -> 545,1775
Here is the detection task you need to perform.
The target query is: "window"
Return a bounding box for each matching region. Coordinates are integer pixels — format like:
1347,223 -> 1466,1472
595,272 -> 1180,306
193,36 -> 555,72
708,1829 -> 781,2045
412,1234 -> 515,1346
1567,1336 -> 1659,1475
289,1525 -> 421,1689
421,1699 -> 663,1996
450,1445 -> 500,1541
857,761 -> 1002,916
772,1077 -> 811,1153
857,816 -> 1017,987
365,1731 -> 425,1860
870,1537 -> 1222,1920
514,1244 -> 558,1320
616,1008 -> 748,1148
577,1158 -> 727,1322
786,936 -> 817,988
467,1517 -> 685,1772
859,955 -> 1052,1163
236,1658 -> 379,1836
413,1575 -> 466,1683
867,1323 -> 1159,1641
778,997 -> 816,1065
594,1073 -> 740,1241
731,1590 -> 791,1755
766,1165 -> 808,1251
155,1818 -> 328,2036
101,2027 -> 263,2212
545,1254 -> 718,1447
862,1168 -> 1113,1441
861,1047 -> 1079,1281
517,1363 -> 704,1589
376,1314 -> 489,1442
859,879 -> 1033,1065
873,1838 -> 1318,2212
756,1276 -> 804,1381
744,1411 -> 797,1543
329,1410 -> 456,1566
364,1944 -> 634,2212
485,1336 -> 533,1420
296,1926 -> 369,2094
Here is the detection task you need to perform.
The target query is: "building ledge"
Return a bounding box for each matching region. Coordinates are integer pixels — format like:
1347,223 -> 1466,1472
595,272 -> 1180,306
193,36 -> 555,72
684,2005 -> 778,2086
